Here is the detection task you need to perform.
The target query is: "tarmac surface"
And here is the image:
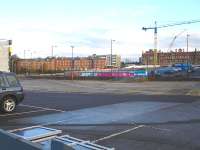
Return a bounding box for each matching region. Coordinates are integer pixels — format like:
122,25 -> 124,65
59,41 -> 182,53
20,79 -> 200,96
1,90 -> 200,150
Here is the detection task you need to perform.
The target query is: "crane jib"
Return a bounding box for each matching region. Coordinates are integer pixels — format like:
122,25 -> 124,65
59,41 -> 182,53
142,20 -> 200,30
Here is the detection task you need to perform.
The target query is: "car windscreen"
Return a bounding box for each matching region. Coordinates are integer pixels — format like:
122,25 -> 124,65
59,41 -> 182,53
6,74 -> 20,87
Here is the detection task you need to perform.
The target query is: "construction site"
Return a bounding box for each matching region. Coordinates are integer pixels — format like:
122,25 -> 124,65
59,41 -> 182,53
0,1 -> 200,149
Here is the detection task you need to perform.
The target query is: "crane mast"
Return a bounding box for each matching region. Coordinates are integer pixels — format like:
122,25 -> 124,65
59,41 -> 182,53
154,21 -> 158,66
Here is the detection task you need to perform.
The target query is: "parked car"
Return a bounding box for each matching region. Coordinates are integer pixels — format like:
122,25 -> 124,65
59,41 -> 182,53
154,67 -> 185,78
172,63 -> 193,72
0,71 -> 24,113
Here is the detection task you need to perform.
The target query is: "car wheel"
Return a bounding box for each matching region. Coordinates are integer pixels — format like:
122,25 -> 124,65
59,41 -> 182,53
1,98 -> 16,113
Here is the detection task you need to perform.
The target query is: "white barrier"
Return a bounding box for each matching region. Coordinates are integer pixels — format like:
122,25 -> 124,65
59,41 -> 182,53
3,126 -> 114,150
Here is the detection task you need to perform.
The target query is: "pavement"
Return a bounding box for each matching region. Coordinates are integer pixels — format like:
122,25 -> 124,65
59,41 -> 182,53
0,79 -> 200,150
20,79 -> 200,96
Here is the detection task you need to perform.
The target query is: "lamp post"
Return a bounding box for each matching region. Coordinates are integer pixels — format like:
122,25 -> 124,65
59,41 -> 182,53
24,49 -> 32,59
51,45 -> 57,57
71,46 -> 74,80
24,50 -> 26,59
51,45 -> 57,74
23,50 -> 31,74
111,39 -> 115,76
186,34 -> 190,76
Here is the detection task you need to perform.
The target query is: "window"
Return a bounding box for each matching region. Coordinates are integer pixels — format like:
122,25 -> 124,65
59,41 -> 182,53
6,75 -> 19,87
0,76 -> 6,87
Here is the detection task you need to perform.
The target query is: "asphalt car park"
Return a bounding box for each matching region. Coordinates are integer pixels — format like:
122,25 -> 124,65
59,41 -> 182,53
0,103 -> 64,130
1,90 -> 200,150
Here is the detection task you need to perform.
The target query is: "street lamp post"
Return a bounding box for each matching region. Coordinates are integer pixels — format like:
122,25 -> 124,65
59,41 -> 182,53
51,45 -> 57,74
24,50 -> 26,59
24,49 -> 31,59
51,45 -> 57,57
186,34 -> 190,76
111,39 -> 115,76
30,52 -> 33,59
71,46 -> 74,80
24,50 -> 30,74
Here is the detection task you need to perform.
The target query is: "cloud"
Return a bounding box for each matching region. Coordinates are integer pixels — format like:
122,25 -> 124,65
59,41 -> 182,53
1,2 -> 199,59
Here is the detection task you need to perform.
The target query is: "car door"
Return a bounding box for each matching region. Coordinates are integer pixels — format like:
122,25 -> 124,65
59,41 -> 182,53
4,74 -> 21,92
0,74 -> 7,97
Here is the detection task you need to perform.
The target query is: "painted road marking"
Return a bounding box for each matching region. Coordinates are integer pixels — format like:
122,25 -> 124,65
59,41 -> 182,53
92,124 -> 171,143
130,122 -> 172,132
19,104 -> 66,113
0,105 -> 65,117
0,109 -> 49,117
93,125 -> 145,143
145,126 -> 171,132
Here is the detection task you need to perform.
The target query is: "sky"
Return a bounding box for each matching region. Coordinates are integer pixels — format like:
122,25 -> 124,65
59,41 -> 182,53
0,0 -> 200,61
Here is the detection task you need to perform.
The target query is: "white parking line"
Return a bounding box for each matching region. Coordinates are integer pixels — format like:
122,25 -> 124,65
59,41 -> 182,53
91,123 -> 172,143
146,126 -> 172,132
130,121 -> 172,132
0,110 -> 48,117
93,125 -> 145,143
0,104 -> 65,117
19,104 -> 66,113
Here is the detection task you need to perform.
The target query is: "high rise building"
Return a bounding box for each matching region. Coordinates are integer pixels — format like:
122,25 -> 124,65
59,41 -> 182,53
106,55 -> 121,68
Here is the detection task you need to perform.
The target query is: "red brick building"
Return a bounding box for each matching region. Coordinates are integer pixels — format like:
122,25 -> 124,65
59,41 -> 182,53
141,49 -> 200,66
15,56 -> 107,73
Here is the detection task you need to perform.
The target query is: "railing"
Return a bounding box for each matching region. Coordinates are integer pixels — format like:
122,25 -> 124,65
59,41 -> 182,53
0,126 -> 114,150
